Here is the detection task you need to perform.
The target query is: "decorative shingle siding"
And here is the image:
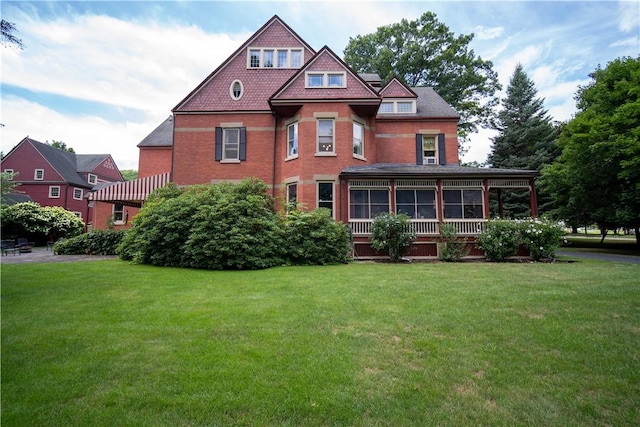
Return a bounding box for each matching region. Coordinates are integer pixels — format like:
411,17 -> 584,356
379,79 -> 416,98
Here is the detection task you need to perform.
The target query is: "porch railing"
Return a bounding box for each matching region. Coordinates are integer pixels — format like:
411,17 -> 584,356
348,219 -> 487,236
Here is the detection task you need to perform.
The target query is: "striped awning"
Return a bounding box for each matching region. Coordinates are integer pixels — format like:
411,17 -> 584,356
89,173 -> 170,207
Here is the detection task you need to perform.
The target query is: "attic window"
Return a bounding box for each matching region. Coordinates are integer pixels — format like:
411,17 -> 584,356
379,99 -> 416,114
230,80 -> 244,100
88,173 -> 97,185
248,48 -> 303,69
305,72 -> 346,88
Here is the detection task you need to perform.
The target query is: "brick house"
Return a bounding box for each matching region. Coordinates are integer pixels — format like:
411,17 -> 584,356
1,136 -> 124,225
92,15 -> 537,259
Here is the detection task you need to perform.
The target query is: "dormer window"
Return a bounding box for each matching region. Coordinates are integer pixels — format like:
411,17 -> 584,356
379,99 -> 417,114
305,72 -> 346,88
230,80 -> 244,100
88,173 -> 97,185
248,48 -> 302,69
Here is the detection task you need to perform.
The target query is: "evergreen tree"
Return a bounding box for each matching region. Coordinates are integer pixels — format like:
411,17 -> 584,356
488,64 -> 559,217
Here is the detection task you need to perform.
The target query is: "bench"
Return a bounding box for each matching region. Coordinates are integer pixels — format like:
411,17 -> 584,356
2,240 -> 19,256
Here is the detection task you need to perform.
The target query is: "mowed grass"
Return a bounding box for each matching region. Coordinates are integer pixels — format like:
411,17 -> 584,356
2,259 -> 639,426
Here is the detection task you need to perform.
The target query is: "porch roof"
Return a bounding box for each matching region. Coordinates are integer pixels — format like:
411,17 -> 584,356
88,173 -> 171,207
339,164 -> 538,179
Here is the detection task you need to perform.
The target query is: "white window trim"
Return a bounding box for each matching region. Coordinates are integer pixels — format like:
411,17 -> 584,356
316,118 -> 336,156
34,169 -> 44,180
229,80 -> 244,100
73,188 -> 83,200
49,186 -> 60,198
247,47 -> 303,69
3,169 -> 14,180
222,128 -> 241,162
286,122 -> 299,160
305,71 -> 346,88
379,99 -> 417,114
87,173 -> 97,185
353,121 -> 366,161
422,135 -> 438,165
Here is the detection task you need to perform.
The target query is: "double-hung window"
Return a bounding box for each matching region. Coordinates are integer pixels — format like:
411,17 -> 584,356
317,182 -> 334,217
3,169 -> 14,180
287,122 -> 298,158
317,119 -> 334,154
277,50 -> 288,68
49,186 -> 60,198
353,122 -> 364,158
443,189 -> 483,219
88,173 -> 97,185
73,188 -> 83,200
286,182 -> 297,211
350,189 -> 390,219
423,136 -> 437,164
215,127 -> 247,162
396,189 -> 436,219
306,72 -> 346,88
113,203 -> 124,223
35,169 -> 44,180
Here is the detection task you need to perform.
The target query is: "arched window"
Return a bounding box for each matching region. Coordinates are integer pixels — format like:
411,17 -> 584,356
230,80 -> 243,100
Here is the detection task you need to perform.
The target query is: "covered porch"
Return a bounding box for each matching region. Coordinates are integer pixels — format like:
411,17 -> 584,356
338,164 -> 538,259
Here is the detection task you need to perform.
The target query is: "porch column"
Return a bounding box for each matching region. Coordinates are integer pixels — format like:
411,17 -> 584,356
483,179 -> 491,219
436,179 -> 444,222
529,178 -> 538,218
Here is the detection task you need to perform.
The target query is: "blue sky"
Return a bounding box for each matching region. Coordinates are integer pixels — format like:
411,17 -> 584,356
1,1 -> 638,169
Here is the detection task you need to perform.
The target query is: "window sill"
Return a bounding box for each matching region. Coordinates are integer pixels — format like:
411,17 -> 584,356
220,159 -> 241,164
314,152 -> 337,157
353,154 -> 367,162
285,155 -> 298,162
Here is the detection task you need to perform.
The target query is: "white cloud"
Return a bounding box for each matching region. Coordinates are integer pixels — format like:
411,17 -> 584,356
0,97 -> 162,170
618,1 -> 640,32
610,36 -> 639,48
4,14 -> 248,112
473,25 -> 504,40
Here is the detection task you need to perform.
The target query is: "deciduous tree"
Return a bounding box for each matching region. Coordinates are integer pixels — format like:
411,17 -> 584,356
343,12 -> 501,152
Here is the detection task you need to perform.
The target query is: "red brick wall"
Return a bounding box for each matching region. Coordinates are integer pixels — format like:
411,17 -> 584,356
138,147 -> 172,178
172,112 -> 277,186
375,119 -> 460,164
91,202 -> 139,230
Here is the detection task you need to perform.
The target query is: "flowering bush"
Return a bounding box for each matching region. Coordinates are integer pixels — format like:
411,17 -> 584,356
518,218 -> 566,261
477,219 -> 521,262
371,212 -> 416,262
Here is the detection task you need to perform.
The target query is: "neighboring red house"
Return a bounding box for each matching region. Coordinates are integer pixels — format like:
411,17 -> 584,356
1,137 -> 124,225
92,15 -> 537,259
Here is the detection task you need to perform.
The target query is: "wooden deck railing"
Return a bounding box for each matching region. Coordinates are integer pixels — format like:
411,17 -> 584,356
348,219 -> 486,236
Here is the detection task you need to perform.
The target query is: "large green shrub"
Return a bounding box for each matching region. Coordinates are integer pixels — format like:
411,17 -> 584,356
1,202 -> 84,240
477,219 -> 521,262
519,218 -> 566,261
183,180 -> 286,270
284,208 -> 350,265
370,212 -> 416,262
54,229 -> 126,255
438,222 -> 470,262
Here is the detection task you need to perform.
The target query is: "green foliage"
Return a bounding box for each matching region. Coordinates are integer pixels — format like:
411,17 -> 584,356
47,140 -> 74,153
477,219 -> 521,262
44,206 -> 85,239
1,202 -> 83,239
343,11 -> 500,148
53,229 -> 125,255
119,178 -> 348,270
541,56 -> 640,243
438,222 -> 470,261
120,169 -> 138,181
1,171 -> 20,196
478,218 -> 566,261
284,208 -> 350,265
519,218 -> 566,261
183,180 -> 285,270
489,64 -> 560,217
370,212 -> 416,262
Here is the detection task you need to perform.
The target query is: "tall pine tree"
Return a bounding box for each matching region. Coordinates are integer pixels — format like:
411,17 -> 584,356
488,64 -> 559,217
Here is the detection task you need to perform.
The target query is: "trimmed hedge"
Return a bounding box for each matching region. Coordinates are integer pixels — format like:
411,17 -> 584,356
53,229 -> 126,255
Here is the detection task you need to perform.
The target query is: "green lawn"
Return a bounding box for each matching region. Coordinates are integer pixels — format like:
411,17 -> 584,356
2,260 -> 639,426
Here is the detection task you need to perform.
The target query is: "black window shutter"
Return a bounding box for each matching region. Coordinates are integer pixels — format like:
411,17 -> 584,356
215,127 -> 223,160
415,134 -> 423,165
437,133 -> 446,165
239,127 -> 247,161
